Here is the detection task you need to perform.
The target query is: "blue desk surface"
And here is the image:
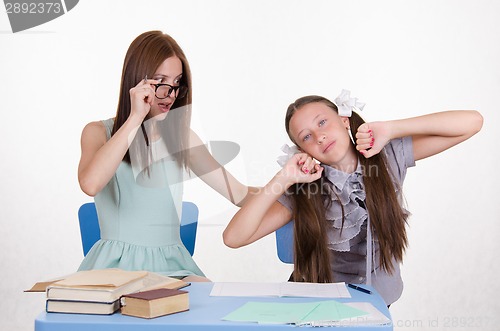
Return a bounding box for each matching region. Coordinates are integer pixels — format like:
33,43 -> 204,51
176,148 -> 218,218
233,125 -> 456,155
35,283 -> 392,331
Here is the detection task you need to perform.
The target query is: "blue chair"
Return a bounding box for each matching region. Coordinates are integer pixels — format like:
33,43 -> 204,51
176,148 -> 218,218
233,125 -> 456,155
78,201 -> 199,256
275,220 -> 294,264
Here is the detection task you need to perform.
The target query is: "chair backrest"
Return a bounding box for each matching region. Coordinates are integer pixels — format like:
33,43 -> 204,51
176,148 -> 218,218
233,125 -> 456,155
275,220 -> 294,264
78,201 -> 199,256
179,201 -> 198,256
78,203 -> 100,256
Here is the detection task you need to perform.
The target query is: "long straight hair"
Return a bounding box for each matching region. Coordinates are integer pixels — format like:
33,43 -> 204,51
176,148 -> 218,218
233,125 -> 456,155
112,31 -> 192,169
285,95 -> 409,282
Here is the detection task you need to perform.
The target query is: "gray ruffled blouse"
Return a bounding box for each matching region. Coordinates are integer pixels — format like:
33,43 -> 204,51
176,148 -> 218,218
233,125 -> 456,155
278,137 -> 415,305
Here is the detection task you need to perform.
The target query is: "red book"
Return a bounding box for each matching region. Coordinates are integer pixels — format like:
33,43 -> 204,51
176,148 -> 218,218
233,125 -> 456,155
121,288 -> 189,319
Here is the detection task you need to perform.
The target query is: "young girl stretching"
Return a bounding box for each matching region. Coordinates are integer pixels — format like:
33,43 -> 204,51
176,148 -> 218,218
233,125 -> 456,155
223,92 -> 482,305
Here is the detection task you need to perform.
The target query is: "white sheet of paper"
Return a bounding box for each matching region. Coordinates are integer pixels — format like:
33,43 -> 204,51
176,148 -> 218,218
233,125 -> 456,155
210,282 -> 280,297
210,282 -> 351,298
280,282 -> 350,298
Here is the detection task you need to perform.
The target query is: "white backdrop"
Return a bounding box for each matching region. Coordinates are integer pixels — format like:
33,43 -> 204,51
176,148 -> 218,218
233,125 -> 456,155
1,1 -> 499,330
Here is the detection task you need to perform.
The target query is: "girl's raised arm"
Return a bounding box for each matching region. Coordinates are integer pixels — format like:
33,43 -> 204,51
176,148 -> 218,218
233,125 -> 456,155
223,153 -> 322,248
355,110 -> 483,161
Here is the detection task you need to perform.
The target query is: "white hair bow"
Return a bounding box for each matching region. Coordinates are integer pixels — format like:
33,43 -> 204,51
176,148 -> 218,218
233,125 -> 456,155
276,144 -> 300,167
334,89 -> 365,117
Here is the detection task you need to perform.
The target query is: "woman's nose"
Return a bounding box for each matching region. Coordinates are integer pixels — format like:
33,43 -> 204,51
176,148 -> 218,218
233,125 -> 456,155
317,134 -> 326,144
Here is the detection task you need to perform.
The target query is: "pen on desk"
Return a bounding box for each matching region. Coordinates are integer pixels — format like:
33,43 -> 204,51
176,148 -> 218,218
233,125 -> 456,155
347,284 -> 372,294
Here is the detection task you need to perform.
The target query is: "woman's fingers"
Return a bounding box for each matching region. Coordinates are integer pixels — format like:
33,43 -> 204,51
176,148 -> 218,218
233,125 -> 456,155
129,78 -> 160,117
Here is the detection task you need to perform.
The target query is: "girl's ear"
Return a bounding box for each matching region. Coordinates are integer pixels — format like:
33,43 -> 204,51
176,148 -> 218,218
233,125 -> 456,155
340,116 -> 350,129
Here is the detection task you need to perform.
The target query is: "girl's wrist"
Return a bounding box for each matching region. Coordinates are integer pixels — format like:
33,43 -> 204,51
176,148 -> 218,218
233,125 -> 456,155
273,170 -> 296,192
383,120 -> 399,140
387,117 -> 424,139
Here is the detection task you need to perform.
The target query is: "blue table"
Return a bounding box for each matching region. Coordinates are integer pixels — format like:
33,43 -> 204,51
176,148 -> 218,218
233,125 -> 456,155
35,283 -> 392,330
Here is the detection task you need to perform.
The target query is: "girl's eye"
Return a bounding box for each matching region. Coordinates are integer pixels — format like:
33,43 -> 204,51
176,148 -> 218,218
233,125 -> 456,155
303,134 -> 311,142
319,119 -> 326,126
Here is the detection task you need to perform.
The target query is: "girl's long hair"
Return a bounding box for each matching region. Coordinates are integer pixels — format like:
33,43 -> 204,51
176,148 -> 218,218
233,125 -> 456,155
285,95 -> 409,283
112,30 -> 192,169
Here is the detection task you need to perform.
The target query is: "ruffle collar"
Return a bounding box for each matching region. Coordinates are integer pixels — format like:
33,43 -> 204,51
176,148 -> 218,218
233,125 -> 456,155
321,162 -> 367,252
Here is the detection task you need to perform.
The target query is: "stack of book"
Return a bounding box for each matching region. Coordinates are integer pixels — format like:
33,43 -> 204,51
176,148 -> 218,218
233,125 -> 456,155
27,269 -> 189,316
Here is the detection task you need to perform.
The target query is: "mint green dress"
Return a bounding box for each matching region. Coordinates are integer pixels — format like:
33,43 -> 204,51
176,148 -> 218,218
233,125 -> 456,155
78,119 -> 204,277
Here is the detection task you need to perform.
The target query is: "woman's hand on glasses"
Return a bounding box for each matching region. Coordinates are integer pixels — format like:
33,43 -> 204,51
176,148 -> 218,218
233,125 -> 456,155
129,77 -> 159,121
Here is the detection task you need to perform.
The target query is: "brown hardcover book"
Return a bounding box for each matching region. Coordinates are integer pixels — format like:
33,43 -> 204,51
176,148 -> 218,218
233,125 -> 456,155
121,288 -> 189,319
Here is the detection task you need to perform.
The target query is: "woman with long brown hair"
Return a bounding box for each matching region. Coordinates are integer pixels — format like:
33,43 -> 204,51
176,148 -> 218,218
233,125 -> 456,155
78,31 -> 252,282
223,91 -> 482,304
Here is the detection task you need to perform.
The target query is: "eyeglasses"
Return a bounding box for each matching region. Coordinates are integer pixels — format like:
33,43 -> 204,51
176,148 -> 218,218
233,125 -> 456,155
153,83 -> 188,99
